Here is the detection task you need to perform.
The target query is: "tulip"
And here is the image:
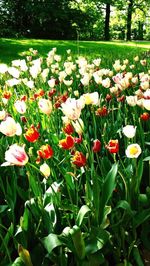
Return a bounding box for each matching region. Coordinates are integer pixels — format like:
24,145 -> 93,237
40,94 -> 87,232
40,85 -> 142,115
106,140 -> 119,154
34,89 -> 45,99
37,144 -> 53,159
38,98 -> 52,115
0,110 -> 6,120
126,96 -> 137,107
140,112 -> 150,121
8,67 -> 20,78
134,56 -> 139,62
61,98 -> 83,120
122,125 -> 136,138
80,92 -> 99,106
95,106 -> 108,117
0,63 -> 8,74
59,135 -> 75,150
81,73 -> 91,86
125,144 -> 141,158
0,117 -> 22,137
72,118 -> 84,135
48,78 -> 56,88
101,77 -> 111,88
63,123 -> 74,135
1,144 -> 28,166
92,139 -> 101,153
63,79 -> 73,86
40,163 -> 50,178
3,91 -> 11,99
14,100 -> 26,114
24,125 -> 40,142
93,58 -> 101,66
140,60 -> 146,66
71,151 -> 86,167
143,99 -> 150,111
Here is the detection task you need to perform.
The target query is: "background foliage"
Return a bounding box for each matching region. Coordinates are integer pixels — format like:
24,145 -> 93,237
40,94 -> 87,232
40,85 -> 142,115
0,0 -> 150,41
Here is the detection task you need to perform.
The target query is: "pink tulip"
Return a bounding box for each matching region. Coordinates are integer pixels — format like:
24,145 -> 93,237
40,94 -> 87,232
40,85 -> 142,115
0,116 -> 22,136
1,144 -> 28,166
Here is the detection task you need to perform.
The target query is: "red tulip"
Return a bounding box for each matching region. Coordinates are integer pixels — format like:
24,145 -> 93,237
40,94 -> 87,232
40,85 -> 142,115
59,135 -> 75,150
95,106 -> 108,117
37,144 -> 53,159
140,112 -> 150,121
92,139 -> 101,153
106,139 -> 119,153
71,151 -> 86,167
63,123 -> 74,135
24,125 -> 40,142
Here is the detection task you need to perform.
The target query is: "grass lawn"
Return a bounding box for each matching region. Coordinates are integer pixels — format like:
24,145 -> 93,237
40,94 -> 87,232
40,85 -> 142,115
0,38 -> 150,67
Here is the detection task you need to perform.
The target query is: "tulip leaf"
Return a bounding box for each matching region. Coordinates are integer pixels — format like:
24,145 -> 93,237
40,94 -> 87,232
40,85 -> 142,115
116,200 -> 133,216
42,233 -> 62,254
28,174 -> 41,198
85,228 -> 110,255
12,257 -> 25,266
132,247 -> 144,266
133,208 -> 150,228
21,207 -> 29,231
143,156 -> 150,161
0,204 -> 8,213
65,173 -> 75,190
76,205 -> 91,226
135,159 -> 143,194
70,225 -> 85,259
99,163 -> 118,224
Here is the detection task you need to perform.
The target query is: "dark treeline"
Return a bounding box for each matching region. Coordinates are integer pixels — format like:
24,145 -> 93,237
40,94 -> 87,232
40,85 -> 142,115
0,0 -> 150,40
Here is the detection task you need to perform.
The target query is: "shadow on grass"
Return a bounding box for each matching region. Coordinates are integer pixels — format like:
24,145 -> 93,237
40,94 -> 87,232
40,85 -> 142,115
0,38 -> 149,65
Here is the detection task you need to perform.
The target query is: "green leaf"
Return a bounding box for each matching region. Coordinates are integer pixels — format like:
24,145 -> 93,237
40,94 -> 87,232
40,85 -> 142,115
12,257 -> 25,266
65,173 -> 75,190
28,174 -> 41,198
85,228 -> 109,255
116,200 -> 133,216
0,205 -> 8,213
136,159 -> 143,192
21,208 -> 29,231
133,208 -> 150,228
132,247 -> 144,266
70,225 -> 85,259
101,206 -> 111,229
99,163 -> 118,224
0,223 -> 14,251
141,222 -> 150,250
143,156 -> 150,161
86,251 -> 105,265
42,233 -> 62,254
76,205 -> 91,226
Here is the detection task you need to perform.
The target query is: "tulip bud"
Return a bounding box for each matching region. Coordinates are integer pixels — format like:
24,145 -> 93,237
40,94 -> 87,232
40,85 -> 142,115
92,139 -> 101,153
40,163 -> 50,178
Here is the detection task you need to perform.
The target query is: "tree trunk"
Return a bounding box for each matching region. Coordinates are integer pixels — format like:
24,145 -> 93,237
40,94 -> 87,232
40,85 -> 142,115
127,0 -> 133,41
138,21 -> 144,40
104,3 -> 111,41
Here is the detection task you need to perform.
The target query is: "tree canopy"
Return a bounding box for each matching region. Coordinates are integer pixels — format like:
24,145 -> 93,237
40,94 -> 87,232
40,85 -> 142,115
0,0 -> 150,40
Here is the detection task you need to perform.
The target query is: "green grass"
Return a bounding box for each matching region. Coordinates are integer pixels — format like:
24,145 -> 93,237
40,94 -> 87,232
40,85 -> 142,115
0,38 -> 150,66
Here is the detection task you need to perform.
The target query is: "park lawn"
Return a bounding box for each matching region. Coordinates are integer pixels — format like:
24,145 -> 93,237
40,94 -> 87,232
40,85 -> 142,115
0,38 -> 150,67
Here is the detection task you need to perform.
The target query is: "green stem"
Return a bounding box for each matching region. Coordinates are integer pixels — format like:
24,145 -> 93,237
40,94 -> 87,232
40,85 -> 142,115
118,170 -> 128,201
0,231 -> 12,264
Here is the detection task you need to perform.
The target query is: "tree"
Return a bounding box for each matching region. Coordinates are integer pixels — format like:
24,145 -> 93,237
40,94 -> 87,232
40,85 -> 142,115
126,0 -> 149,40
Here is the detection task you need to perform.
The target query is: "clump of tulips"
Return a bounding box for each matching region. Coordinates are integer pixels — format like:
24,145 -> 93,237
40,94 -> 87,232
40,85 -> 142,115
0,47 -> 150,265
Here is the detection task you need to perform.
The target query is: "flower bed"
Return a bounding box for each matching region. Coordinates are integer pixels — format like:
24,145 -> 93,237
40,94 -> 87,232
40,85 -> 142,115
0,48 -> 150,265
